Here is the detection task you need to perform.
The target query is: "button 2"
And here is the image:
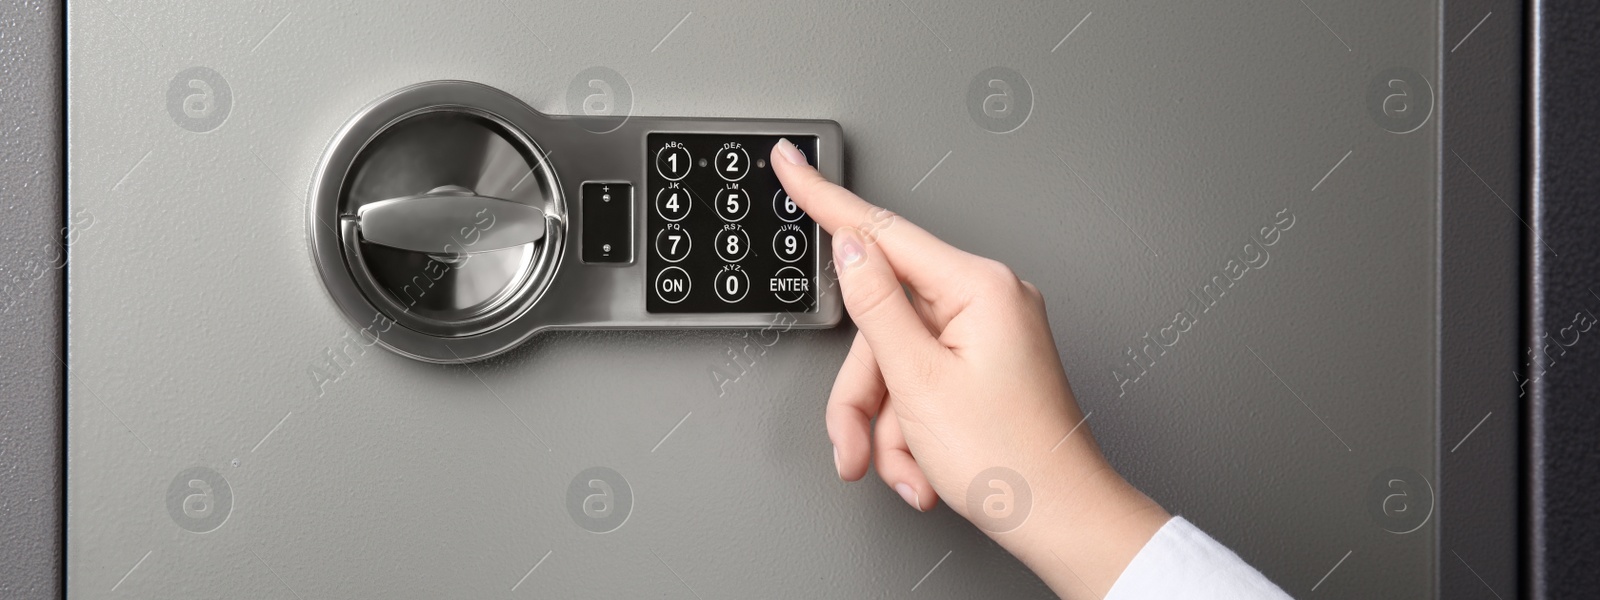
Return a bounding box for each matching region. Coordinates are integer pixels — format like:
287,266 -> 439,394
713,266 -> 749,303
715,226 -> 750,262
655,267 -> 690,304
655,226 -> 691,263
773,227 -> 806,263
655,144 -> 692,181
774,189 -> 804,222
714,187 -> 751,222
714,144 -> 750,182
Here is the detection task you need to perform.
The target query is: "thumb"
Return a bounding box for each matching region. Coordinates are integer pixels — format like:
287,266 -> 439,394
831,226 -> 947,388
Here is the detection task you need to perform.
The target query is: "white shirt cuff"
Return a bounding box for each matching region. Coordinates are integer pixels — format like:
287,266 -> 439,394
1105,516 -> 1291,599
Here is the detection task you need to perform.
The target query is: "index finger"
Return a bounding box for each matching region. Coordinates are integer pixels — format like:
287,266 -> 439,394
770,139 -> 979,291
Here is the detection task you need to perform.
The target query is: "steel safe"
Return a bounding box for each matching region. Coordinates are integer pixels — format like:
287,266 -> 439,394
54,0 -> 1522,598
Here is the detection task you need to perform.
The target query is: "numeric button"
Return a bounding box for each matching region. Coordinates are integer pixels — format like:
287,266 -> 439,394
655,267 -> 690,304
773,227 -> 807,263
654,226 -> 691,263
774,189 -> 804,222
714,187 -> 750,222
655,187 -> 690,222
713,266 -> 750,304
655,144 -> 691,181
715,226 -> 750,262
714,144 -> 750,182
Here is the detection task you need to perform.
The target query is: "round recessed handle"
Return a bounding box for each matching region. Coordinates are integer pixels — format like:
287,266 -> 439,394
354,185 -> 546,255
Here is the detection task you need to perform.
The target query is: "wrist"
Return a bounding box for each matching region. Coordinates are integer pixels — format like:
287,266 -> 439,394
987,457 -> 1170,599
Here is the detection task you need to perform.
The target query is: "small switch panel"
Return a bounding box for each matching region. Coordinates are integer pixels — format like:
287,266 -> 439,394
582,182 -> 632,264
646,134 -> 819,313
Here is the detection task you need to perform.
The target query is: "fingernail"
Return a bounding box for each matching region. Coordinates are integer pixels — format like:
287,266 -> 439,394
834,229 -> 864,275
895,483 -> 922,511
775,138 -> 808,166
833,446 -> 842,479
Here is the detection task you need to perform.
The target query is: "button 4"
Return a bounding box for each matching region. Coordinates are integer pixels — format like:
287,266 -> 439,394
654,186 -> 691,222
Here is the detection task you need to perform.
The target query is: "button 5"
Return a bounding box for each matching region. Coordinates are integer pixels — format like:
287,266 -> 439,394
714,187 -> 751,222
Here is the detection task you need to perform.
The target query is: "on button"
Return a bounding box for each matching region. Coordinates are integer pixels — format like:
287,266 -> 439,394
655,267 -> 691,304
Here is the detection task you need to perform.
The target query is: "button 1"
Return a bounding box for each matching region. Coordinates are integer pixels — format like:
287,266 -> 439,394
655,187 -> 691,222
655,267 -> 691,304
655,144 -> 692,181
654,226 -> 691,263
714,144 -> 750,182
773,226 -> 807,263
714,226 -> 751,262
769,266 -> 809,304
774,189 -> 804,222
714,187 -> 751,222
713,266 -> 750,304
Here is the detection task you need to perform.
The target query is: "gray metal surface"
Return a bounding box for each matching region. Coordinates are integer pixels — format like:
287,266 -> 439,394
66,1 -> 1453,598
1,1 -> 64,598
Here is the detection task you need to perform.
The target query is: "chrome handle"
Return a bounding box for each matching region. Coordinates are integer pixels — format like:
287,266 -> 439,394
353,185 -> 545,255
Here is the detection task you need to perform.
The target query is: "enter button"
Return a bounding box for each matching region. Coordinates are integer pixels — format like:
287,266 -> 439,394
770,266 -> 810,304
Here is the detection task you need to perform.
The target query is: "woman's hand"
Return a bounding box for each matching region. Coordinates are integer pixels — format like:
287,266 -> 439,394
771,139 -> 1169,599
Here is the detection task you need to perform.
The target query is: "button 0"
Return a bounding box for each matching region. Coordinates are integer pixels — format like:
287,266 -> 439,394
714,144 -> 750,182
774,189 -> 804,222
773,227 -> 807,263
714,187 -> 751,222
655,187 -> 690,222
655,267 -> 691,304
654,226 -> 691,263
655,145 -> 692,181
769,266 -> 810,304
714,226 -> 750,262
713,266 -> 750,304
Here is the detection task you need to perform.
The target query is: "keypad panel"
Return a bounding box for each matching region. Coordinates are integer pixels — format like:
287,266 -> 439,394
646,134 -> 819,313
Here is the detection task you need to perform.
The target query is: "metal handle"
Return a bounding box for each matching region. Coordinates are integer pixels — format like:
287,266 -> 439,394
354,185 -> 546,255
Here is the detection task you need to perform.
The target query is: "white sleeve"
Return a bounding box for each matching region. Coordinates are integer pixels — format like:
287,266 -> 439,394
1104,516 -> 1292,600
